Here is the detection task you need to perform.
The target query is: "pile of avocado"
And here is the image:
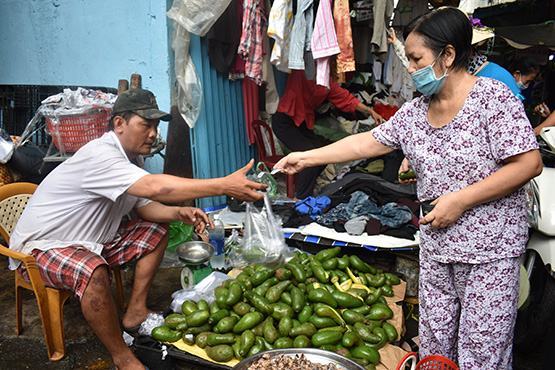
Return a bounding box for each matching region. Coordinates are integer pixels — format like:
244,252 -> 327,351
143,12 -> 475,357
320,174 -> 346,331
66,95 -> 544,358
151,247 -> 402,370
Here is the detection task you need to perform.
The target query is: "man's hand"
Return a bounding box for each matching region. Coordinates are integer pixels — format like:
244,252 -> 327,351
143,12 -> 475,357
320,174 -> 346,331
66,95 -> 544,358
177,207 -> 212,234
419,192 -> 467,228
223,160 -> 266,202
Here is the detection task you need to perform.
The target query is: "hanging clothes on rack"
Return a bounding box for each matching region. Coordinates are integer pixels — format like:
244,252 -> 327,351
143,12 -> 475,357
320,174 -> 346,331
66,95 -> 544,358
267,0 -> 294,73
206,0 -> 241,75
333,0 -> 356,76
458,0 -> 517,14
391,37 -> 409,69
371,0 -> 394,54
288,0 -> 315,70
351,0 -> 373,65
388,33 -> 415,103
311,0 -> 340,88
238,0 -> 268,85
392,0 -> 429,28
229,0 -> 246,80
242,78 -> 259,144
262,36 -> 280,114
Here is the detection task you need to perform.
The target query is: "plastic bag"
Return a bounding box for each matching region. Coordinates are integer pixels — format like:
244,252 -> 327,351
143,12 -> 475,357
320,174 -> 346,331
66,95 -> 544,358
240,194 -> 290,266
167,0 -> 233,126
225,229 -> 244,268
171,26 -> 203,128
167,221 -> 194,252
138,312 -> 165,336
252,162 -> 279,198
170,271 -> 230,313
167,0 -> 232,36
0,129 -> 14,164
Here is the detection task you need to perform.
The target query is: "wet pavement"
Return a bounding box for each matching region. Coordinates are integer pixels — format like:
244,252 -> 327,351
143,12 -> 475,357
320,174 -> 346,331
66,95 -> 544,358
0,257 -> 193,369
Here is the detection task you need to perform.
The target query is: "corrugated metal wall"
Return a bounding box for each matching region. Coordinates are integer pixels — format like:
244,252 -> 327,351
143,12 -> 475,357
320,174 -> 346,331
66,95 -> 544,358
189,35 -> 254,209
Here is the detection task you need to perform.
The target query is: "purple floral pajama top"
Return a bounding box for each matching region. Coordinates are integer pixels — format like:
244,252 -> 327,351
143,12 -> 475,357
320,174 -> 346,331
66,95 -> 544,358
372,78 -> 538,263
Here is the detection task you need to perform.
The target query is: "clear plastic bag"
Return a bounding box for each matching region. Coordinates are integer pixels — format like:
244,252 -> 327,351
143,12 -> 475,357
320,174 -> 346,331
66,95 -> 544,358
171,26 -> 202,128
0,129 -> 14,164
240,194 -> 290,267
170,271 -> 230,313
225,229 -> 244,268
167,0 -> 231,127
167,0 -> 232,36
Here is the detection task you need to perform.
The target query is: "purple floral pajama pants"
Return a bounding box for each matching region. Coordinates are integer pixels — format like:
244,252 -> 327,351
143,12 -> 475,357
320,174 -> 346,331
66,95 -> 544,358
419,254 -> 520,370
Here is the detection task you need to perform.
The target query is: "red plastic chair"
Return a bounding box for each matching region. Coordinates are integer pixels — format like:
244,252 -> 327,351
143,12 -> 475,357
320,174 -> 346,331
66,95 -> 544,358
252,120 -> 295,198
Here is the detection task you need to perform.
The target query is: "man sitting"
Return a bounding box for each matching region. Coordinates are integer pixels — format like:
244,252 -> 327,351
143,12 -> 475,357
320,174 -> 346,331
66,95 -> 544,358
9,88 -> 264,369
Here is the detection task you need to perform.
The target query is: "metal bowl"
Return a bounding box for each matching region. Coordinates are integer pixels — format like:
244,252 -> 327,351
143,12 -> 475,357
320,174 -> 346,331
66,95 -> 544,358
176,241 -> 214,265
233,348 -> 365,370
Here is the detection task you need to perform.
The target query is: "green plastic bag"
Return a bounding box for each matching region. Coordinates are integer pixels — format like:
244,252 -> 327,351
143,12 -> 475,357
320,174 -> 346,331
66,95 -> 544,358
167,221 -> 194,252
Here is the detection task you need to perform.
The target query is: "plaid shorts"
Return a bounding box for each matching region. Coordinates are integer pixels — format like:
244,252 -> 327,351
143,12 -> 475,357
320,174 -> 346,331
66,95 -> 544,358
18,219 -> 168,300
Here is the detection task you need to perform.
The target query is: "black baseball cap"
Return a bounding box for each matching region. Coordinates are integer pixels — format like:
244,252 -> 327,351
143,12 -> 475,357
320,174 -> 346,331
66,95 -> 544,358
112,88 -> 172,121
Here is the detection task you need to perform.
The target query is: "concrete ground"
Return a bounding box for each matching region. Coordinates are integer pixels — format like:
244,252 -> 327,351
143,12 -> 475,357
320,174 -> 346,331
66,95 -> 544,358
0,256 -> 197,369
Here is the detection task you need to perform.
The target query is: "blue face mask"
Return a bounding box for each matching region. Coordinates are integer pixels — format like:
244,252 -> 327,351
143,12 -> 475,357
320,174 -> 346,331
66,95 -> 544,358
516,76 -> 529,90
411,56 -> 448,96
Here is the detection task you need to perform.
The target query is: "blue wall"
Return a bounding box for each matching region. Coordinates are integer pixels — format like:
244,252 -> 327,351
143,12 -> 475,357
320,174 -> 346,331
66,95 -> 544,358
189,35 -> 255,209
0,0 -> 172,173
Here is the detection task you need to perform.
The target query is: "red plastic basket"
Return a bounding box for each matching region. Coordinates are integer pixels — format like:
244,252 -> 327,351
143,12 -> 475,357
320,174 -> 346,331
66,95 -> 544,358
396,353 -> 459,370
416,355 -> 459,370
45,107 -> 111,153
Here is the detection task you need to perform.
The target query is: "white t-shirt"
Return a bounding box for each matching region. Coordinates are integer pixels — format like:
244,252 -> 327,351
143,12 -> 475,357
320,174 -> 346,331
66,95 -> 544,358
9,131 -> 151,270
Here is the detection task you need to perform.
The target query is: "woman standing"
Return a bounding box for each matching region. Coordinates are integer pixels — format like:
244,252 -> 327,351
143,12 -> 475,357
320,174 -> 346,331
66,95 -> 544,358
275,7 -> 542,369
272,70 -> 384,199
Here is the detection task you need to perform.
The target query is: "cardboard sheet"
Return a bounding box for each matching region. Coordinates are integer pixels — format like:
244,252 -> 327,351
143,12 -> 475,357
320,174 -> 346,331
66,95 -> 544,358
377,344 -> 411,370
172,339 -> 238,367
385,280 -> 407,339
376,281 -> 410,369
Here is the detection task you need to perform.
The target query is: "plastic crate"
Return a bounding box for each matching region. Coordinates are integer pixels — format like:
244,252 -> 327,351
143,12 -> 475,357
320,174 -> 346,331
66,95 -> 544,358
45,107 -> 111,153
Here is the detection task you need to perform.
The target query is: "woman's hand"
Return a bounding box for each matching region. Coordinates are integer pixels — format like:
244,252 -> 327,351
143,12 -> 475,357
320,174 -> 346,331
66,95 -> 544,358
534,103 -> 551,118
386,27 -> 397,44
177,207 -> 213,234
273,152 -> 307,175
419,191 -> 468,228
369,108 -> 385,125
356,103 -> 385,125
398,157 -> 416,184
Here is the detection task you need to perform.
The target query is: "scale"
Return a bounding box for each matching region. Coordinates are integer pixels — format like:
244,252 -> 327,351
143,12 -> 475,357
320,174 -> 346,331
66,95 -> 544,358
176,241 -> 214,289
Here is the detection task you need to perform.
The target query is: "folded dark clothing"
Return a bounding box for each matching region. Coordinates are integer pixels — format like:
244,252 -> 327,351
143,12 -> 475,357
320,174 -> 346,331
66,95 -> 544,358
321,173 -> 417,202
410,214 -> 419,228
328,194 -> 352,209
283,214 -> 314,228
365,218 -> 384,235
397,197 -> 420,215
365,218 -> 417,240
333,221 -> 346,233
383,225 -> 417,240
